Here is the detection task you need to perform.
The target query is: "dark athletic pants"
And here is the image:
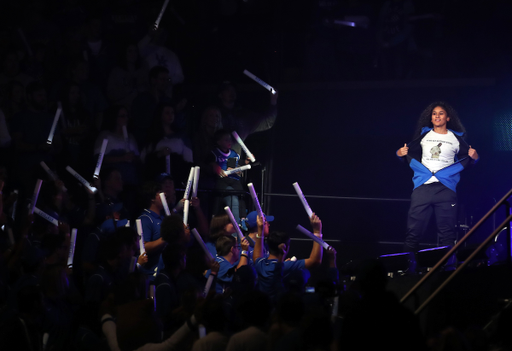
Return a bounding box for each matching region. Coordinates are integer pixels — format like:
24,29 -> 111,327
403,182 -> 458,253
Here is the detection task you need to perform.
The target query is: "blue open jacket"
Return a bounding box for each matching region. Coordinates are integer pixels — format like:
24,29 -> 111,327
403,127 -> 477,193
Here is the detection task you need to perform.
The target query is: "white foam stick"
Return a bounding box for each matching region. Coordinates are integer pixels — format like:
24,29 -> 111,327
42,333 -> 49,351
136,219 -> 146,256
11,190 -> 18,220
183,200 -> 190,226
66,166 -> 97,193
93,139 -> 109,179
159,192 -> 171,216
224,206 -> 244,243
125,220 -> 130,227
34,207 -> 59,226
17,28 -> 33,56
224,164 -> 252,176
165,154 -> 171,174
7,227 -> 14,247
333,19 -> 356,27
232,131 -> 256,162
290,256 -> 297,262
192,166 -> 200,198
154,0 -> 170,30
129,256 -> 137,273
191,228 -> 214,262
149,285 -> 156,311
40,161 -> 57,181
29,179 -> 43,215
47,105 -> 62,145
67,228 -> 77,267
203,275 -> 214,297
243,69 -> 276,94
122,125 -> 129,152
331,296 -> 339,322
293,182 -> 313,218
296,225 -> 331,250
247,183 -> 264,223
199,325 -> 206,339
183,167 -> 195,199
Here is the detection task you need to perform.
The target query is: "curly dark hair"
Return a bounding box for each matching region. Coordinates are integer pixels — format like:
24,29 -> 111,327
413,101 -> 466,138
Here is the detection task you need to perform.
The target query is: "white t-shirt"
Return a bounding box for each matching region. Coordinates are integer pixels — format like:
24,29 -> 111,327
421,130 -> 459,184
155,136 -> 193,163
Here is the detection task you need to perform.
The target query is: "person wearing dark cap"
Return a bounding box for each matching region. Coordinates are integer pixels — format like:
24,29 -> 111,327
245,210 -> 274,264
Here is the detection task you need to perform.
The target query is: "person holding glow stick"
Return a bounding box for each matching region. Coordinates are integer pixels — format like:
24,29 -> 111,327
254,213 -> 323,300
208,129 -> 248,228
216,81 -> 278,155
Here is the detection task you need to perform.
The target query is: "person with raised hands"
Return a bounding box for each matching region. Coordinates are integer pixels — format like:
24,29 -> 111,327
253,213 -> 323,300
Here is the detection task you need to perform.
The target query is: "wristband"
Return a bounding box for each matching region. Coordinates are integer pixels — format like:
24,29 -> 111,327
241,250 -> 248,256
256,234 -> 262,239
241,254 -> 248,259
314,233 -> 323,238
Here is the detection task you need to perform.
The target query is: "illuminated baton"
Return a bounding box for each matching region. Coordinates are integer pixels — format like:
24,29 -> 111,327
243,69 -> 276,94
122,125 -> 129,152
183,167 -> 194,199
34,207 -> 59,226
333,20 -> 356,27
203,275 -> 214,297
293,182 -> 313,218
159,192 -> 171,216
42,333 -> 49,351
224,206 -> 244,243
65,166 -> 97,193
191,228 -> 214,262
93,139 -> 109,179
224,164 -> 251,176
47,104 -> 62,145
247,183 -> 264,224
67,228 -> 77,267
136,219 -> 146,256
296,225 -> 331,250
154,0 -> 170,30
191,166 -> 200,198
29,179 -> 43,215
183,200 -> 190,226
232,131 -> 256,162
165,154 -> 170,174
125,220 -> 130,227
40,161 -> 57,181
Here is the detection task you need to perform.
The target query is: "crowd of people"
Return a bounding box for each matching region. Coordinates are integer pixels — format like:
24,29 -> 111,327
0,1 -> 511,351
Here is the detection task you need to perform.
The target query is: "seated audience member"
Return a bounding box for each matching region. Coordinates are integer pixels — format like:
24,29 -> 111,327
107,42 -> 149,109
94,105 -> 141,188
206,235 -> 250,294
205,213 -> 237,257
141,103 -> 193,183
253,214 -> 323,301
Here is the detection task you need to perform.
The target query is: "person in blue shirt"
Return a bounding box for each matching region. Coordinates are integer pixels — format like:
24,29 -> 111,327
245,210 -> 273,264
253,213 -> 323,301
137,181 -> 166,280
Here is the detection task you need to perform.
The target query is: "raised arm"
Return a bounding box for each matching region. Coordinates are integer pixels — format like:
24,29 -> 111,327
304,213 -> 323,269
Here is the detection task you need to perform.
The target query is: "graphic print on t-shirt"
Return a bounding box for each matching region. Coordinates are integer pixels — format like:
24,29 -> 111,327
430,143 -> 442,159
421,130 -> 460,185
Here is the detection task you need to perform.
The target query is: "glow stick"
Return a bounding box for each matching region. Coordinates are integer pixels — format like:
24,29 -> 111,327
232,131 -> 256,162
243,69 -> 276,94
224,206 -> 244,243
290,256 -> 297,262
203,275 -> 214,297
183,167 -> 194,199
224,164 -> 251,176
66,166 -> 97,193
29,179 -> 43,214
154,0 -> 170,30
333,20 -> 356,27
93,139 -> 109,179
136,219 -> 146,256
191,228 -> 214,262
165,155 -> 170,174
40,161 -> 57,181
192,166 -> 200,198
296,225 -> 331,250
183,200 -> 190,226
199,325 -> 206,338
11,190 -> 18,220
122,125 -> 129,152
149,285 -> 156,311
159,192 -> 171,216
17,28 -> 33,56
247,183 -> 264,224
42,333 -> 49,351
7,227 -> 14,247
67,228 -> 77,267
331,296 -> 339,322
293,182 -> 313,218
34,207 -> 59,226
125,220 -> 130,227
47,105 -> 62,144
